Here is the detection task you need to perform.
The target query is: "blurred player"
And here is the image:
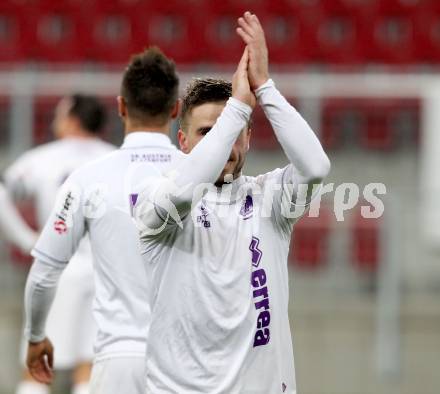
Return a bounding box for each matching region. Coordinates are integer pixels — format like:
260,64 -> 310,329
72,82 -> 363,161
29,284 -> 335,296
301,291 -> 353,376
0,181 -> 37,253
23,48 -> 181,394
134,12 -> 330,393
4,94 -> 113,394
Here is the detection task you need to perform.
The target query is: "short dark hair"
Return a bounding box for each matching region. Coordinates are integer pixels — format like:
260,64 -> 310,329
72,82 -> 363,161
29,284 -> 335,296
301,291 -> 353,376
69,94 -> 107,134
121,47 -> 179,124
180,78 -> 232,129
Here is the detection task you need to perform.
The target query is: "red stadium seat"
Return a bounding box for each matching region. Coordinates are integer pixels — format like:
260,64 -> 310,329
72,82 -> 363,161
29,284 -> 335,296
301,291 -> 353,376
351,204 -> 381,273
27,3 -> 87,63
360,99 -> 420,150
85,2 -> 143,63
289,206 -> 331,270
416,2 -> 440,63
0,2 -> 29,62
366,5 -> 418,64
322,98 -> 420,151
321,99 -> 364,150
313,14 -> 366,65
204,1 -> 267,63
139,2 -> 206,64
260,13 -> 310,64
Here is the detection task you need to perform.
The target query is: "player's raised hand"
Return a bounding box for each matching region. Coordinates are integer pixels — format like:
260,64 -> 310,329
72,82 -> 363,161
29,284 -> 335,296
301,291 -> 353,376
26,338 -> 54,384
232,46 -> 256,108
236,12 -> 269,91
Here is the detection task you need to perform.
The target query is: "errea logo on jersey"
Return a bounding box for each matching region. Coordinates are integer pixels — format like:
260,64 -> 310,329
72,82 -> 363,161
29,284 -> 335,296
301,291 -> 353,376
53,191 -> 75,235
250,236 -> 271,347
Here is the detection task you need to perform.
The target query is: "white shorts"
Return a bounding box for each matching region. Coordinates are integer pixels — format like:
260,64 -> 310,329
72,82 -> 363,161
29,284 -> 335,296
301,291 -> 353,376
21,252 -> 96,369
90,356 -> 145,394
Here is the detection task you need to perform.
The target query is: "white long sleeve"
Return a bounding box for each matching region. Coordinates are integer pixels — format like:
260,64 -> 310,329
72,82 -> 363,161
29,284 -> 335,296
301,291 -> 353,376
255,79 -> 330,188
136,97 -> 252,232
24,259 -> 65,342
0,182 -> 37,252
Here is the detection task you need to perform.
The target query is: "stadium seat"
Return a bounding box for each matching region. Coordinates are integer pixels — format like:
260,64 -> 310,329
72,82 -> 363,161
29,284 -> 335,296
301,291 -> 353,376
140,1 -> 205,64
85,2 -> 143,63
204,1 -> 267,63
360,99 -> 420,150
322,98 -> 419,151
416,2 -> 440,63
290,206 -> 331,270
361,100 -> 396,150
260,13 -> 309,64
314,14 -> 365,65
351,204 -> 381,273
0,2 -> 28,62
321,99 -> 364,150
27,3 -> 87,62
366,7 -> 418,64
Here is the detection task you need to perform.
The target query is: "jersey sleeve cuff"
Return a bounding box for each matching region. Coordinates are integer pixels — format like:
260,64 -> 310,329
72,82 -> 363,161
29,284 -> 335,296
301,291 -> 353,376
255,79 -> 276,100
24,329 -> 46,343
228,97 -> 253,118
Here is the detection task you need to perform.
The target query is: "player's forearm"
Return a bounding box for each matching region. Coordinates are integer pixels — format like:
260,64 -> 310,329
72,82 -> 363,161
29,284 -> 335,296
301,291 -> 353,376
137,98 -> 252,230
256,79 -> 330,184
0,182 -> 38,252
24,259 -> 64,342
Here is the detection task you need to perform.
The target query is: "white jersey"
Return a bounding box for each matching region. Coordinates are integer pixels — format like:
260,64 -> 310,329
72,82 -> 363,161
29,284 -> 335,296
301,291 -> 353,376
136,80 -> 330,394
31,132 -> 183,357
4,137 -> 114,228
139,171 -> 297,394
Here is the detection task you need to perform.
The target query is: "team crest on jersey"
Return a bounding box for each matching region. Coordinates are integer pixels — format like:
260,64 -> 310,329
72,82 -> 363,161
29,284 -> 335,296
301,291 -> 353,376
196,204 -> 211,228
239,195 -> 253,220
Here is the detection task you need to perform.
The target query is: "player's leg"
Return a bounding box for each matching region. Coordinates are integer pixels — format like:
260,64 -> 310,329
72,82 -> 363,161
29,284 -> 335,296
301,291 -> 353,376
89,357 -> 145,394
15,370 -> 50,394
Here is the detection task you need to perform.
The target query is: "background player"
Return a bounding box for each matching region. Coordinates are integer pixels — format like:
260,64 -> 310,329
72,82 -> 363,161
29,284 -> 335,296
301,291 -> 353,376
0,181 -> 37,253
3,94 -> 113,394
23,48 -> 182,394
134,12 -> 330,393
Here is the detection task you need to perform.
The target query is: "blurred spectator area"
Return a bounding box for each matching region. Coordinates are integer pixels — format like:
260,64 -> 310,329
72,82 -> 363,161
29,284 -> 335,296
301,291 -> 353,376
0,0 -> 439,66
28,95 -> 421,153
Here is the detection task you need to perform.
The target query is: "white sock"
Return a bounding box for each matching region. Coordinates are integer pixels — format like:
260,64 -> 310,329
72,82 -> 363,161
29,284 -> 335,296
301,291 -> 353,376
16,381 -> 49,394
72,382 -> 90,394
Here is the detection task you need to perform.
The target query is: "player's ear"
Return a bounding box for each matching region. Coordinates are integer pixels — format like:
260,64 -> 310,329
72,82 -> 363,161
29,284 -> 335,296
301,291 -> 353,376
117,96 -> 127,118
171,99 -> 182,120
177,129 -> 190,153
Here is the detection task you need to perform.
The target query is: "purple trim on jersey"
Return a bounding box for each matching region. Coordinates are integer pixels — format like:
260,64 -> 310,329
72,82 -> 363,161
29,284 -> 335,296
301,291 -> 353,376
249,236 -> 262,267
129,193 -> 138,217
